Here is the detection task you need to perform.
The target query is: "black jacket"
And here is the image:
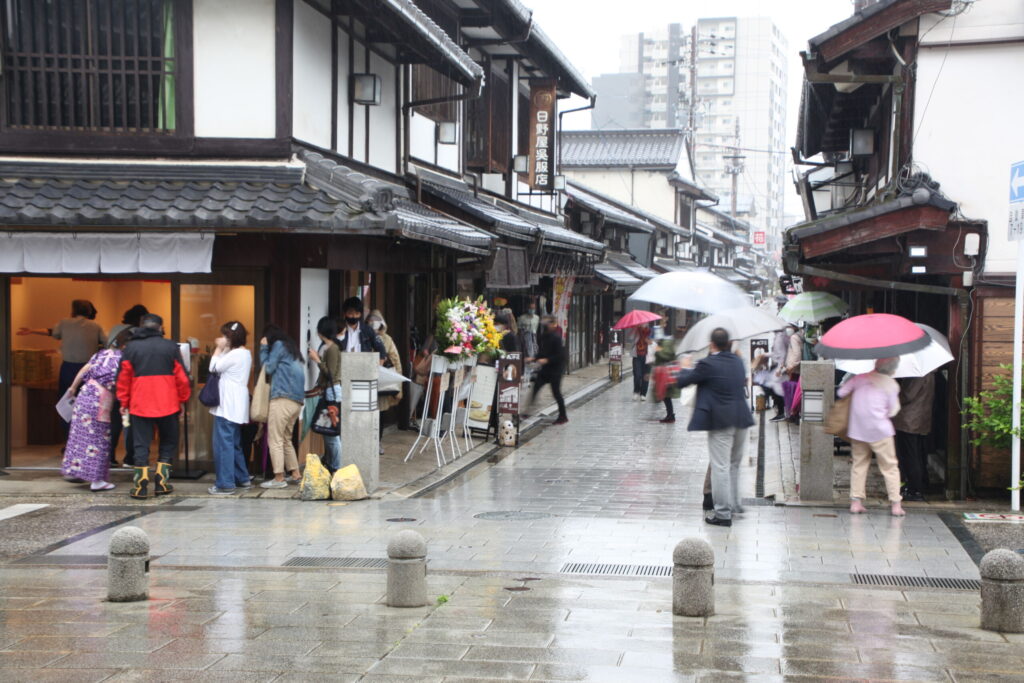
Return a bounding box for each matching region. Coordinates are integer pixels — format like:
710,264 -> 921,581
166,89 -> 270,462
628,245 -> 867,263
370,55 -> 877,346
535,328 -> 565,375
336,322 -> 386,359
676,351 -> 754,432
500,331 -> 521,353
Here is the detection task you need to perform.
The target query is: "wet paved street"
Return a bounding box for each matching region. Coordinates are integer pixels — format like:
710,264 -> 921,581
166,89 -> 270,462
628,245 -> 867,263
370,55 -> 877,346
0,381 -> 1016,681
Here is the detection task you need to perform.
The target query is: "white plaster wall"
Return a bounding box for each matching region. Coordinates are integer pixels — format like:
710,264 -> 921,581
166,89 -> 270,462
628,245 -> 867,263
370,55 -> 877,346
367,52 -> 398,174
193,0 -> 276,138
564,169 -> 676,223
913,4 -> 1024,275
352,42 -> 367,164
409,113 -> 436,165
293,1 -> 332,149
336,27 -> 350,155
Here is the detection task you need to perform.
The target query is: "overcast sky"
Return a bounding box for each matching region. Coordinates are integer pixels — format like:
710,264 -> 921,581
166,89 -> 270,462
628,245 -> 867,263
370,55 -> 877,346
527,0 -> 857,219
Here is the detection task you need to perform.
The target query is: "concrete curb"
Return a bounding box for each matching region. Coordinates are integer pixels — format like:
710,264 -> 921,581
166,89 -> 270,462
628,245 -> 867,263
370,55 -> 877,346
386,376 -> 615,500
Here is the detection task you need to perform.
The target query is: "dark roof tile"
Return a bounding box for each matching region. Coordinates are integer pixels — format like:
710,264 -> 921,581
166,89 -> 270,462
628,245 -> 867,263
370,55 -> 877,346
560,129 -> 685,169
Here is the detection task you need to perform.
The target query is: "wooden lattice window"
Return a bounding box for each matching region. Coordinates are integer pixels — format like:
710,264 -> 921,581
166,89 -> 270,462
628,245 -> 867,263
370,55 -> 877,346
1,0 -> 180,133
465,66 -> 509,174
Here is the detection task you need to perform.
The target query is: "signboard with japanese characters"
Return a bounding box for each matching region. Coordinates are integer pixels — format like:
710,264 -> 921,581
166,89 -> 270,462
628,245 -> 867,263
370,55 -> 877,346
753,231 -> 766,245
497,353 -> 522,416
528,79 -> 557,191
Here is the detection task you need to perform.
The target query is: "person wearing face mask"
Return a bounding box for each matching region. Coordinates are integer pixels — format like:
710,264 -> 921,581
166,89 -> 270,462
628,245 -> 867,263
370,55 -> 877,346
527,316 -> 568,425
366,310 -> 403,454
336,297 -> 387,362
518,303 -> 540,359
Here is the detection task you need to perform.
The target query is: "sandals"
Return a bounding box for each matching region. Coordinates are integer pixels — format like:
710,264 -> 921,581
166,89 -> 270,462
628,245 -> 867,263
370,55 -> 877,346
90,482 -> 115,491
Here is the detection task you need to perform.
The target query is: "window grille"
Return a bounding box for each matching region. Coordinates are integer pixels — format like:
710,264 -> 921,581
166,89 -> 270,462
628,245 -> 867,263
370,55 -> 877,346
1,0 -> 177,133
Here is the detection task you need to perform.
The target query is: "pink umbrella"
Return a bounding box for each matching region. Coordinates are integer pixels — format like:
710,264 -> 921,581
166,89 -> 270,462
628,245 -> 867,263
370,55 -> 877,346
613,310 -> 662,330
815,313 -> 930,360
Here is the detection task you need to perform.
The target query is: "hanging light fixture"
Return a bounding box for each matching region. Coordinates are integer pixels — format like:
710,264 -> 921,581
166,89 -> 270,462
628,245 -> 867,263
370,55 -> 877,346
351,74 -> 382,106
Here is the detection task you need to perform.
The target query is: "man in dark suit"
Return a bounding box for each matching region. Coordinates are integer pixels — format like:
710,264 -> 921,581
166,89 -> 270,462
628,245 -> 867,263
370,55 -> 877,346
528,316 -> 568,425
677,327 -> 755,527
336,297 -> 386,361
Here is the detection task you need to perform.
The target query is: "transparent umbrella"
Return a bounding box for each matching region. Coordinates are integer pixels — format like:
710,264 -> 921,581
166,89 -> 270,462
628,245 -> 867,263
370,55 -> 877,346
628,271 -> 749,313
679,306 -> 788,353
834,324 -> 953,378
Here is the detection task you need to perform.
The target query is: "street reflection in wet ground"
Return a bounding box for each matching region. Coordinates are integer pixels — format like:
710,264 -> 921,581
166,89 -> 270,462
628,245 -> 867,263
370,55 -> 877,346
0,382 -> 1015,681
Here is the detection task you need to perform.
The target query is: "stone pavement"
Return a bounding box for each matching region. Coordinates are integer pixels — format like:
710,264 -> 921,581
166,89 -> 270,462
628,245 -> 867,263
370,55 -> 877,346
0,361 -> 612,500
0,379 -> 1019,681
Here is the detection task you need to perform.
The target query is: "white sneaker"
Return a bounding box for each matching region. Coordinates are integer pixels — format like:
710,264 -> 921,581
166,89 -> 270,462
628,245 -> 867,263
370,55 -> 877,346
260,479 -> 288,489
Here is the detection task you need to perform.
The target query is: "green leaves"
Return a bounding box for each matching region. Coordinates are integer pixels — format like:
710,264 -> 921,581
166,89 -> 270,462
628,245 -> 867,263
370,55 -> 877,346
961,363 -> 1023,450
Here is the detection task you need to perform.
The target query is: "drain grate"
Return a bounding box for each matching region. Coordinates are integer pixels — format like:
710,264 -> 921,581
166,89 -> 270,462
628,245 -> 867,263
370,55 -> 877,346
15,554 -> 109,565
851,573 -> 980,591
740,498 -> 775,507
474,511 -> 552,521
560,562 -> 672,578
283,556 -> 388,569
85,505 -> 202,512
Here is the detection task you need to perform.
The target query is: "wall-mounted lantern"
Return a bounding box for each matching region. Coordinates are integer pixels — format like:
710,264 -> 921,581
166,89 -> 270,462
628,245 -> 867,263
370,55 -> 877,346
513,154 -> 529,174
849,128 -> 874,157
553,174 -> 566,191
908,245 -> 928,258
436,121 -> 458,145
352,74 -> 382,106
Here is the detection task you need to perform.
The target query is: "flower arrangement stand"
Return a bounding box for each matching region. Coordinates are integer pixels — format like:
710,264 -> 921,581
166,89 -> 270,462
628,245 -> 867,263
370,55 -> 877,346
404,354 -> 451,467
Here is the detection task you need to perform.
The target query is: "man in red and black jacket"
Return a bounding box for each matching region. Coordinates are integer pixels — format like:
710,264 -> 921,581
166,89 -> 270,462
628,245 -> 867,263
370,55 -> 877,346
116,314 -> 191,499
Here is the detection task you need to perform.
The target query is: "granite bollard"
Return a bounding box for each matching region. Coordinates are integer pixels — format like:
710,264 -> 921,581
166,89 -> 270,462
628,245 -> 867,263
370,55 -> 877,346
107,526 -> 150,602
673,537 -> 714,617
980,548 -> 1024,633
387,529 -> 428,608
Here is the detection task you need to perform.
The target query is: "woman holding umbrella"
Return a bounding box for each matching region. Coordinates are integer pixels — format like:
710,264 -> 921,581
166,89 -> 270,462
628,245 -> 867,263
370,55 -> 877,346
613,310 -> 662,402
818,314 -> 932,517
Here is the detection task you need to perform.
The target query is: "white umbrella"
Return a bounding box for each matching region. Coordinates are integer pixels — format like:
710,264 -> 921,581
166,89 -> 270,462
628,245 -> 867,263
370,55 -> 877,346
628,271 -> 749,314
679,306 -> 788,353
834,323 -> 953,378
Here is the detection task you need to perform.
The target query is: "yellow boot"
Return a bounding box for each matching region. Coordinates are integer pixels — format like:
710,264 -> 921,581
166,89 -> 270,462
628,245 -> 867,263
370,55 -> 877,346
153,462 -> 174,496
131,467 -> 150,500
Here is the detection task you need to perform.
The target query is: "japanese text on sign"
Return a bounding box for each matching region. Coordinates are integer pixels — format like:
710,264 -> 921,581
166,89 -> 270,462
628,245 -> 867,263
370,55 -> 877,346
528,80 -> 557,191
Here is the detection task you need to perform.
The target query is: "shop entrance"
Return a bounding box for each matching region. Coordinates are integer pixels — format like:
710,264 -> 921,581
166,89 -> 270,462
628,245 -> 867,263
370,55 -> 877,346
2,275 -> 258,470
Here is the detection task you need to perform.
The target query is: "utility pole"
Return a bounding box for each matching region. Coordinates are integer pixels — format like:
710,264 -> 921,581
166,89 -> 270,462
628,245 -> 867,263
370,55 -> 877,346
687,25 -> 698,144
723,118 -> 745,231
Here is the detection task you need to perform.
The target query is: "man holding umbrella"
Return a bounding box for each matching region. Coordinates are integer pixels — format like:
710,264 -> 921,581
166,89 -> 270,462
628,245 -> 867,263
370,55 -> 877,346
677,327 -> 755,527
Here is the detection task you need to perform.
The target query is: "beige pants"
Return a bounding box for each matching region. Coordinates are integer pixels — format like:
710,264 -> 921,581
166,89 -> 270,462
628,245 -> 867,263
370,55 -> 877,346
850,436 -> 902,503
268,398 -> 302,475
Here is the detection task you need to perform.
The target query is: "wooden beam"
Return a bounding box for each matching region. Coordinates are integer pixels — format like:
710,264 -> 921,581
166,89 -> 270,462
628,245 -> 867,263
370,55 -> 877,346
817,0 -> 952,62
799,205 -> 950,260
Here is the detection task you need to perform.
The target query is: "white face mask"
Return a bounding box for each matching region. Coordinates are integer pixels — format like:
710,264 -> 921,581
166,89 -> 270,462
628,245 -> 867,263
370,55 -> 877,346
370,320 -> 383,331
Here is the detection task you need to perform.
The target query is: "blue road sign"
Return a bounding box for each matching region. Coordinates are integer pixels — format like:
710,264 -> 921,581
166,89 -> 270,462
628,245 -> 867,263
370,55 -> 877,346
1012,161 -> 1024,204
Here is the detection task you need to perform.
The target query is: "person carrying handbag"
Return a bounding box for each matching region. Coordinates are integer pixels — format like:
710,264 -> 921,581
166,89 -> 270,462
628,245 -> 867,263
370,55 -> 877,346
206,322 -> 253,495
258,325 -> 305,489
308,317 -> 342,470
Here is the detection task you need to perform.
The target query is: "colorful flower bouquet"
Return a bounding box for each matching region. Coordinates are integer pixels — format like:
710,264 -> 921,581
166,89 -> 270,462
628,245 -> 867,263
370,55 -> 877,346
436,296 -> 502,360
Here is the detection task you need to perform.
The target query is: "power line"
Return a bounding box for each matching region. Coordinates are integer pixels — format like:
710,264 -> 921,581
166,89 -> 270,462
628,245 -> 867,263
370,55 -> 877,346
696,142 -> 789,155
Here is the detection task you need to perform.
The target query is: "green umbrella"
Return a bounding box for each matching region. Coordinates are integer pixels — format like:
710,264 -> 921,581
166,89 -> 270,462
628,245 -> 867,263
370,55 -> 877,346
779,291 -> 848,324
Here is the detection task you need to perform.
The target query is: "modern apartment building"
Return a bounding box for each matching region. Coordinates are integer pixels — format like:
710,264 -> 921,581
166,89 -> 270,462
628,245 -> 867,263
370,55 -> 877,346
593,17 -> 788,249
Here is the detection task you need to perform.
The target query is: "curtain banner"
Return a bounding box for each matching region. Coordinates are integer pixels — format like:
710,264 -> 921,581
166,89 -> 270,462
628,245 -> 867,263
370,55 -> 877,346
0,232 -> 214,273
553,275 -> 574,340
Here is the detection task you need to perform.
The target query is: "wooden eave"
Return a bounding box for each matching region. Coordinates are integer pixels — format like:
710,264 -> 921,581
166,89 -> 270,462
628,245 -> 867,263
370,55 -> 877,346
813,0 -> 952,63
798,204 -> 949,260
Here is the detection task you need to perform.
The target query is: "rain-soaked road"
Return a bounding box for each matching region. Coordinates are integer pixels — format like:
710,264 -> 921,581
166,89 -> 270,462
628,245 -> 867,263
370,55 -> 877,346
0,381 -> 1016,681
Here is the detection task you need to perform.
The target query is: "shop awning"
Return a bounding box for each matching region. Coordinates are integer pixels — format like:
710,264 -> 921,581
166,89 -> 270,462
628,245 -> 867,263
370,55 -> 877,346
563,183 -> 654,234
0,231 -> 213,273
715,269 -> 749,286
594,263 -> 642,289
653,258 -> 704,274
609,256 -> 659,281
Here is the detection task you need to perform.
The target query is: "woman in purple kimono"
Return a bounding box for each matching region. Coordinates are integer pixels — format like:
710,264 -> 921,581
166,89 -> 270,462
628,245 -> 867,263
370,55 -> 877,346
63,329 -> 133,491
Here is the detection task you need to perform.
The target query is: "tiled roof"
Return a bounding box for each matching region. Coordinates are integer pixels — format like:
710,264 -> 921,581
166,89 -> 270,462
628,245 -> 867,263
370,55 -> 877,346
594,262 -> 642,288
383,0 -> 483,93
609,256 -> 659,281
419,174 -> 604,255
566,180 -> 689,237
563,183 -> 654,234
560,129 -> 685,169
0,151 -> 495,255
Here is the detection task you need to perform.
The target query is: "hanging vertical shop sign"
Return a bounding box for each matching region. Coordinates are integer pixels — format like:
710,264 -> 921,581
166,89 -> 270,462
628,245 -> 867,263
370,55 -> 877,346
553,276 -> 574,340
528,79 -> 557,191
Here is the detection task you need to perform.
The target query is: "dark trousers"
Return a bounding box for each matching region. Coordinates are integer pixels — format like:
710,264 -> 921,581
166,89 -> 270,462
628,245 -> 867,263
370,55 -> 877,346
109,397 -> 133,466
632,357 -> 649,396
131,413 -> 179,466
663,397 -> 674,418
895,430 -> 927,495
532,370 -> 566,420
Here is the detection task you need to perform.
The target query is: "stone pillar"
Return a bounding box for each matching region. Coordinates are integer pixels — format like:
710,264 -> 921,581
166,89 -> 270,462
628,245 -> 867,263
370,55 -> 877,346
107,526 -> 150,602
980,549 -> 1024,633
387,530 -> 428,608
672,537 -> 714,617
340,352 -> 380,493
798,360 -> 836,502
